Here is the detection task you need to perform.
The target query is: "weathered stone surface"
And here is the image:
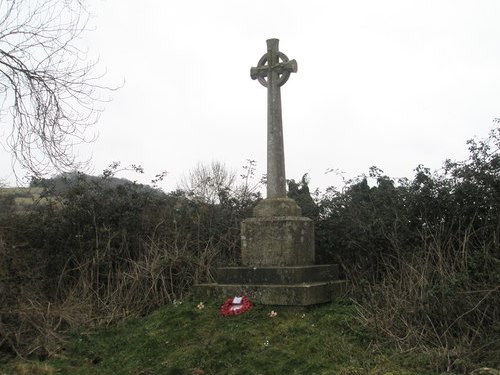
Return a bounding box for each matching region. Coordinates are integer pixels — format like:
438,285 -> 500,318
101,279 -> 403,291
216,264 -> 339,284
193,39 -> 345,306
251,39 -> 297,199
253,197 -> 301,217
241,216 -> 314,267
193,280 -> 346,306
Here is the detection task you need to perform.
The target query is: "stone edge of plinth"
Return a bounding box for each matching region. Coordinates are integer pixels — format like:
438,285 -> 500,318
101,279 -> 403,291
218,264 -> 335,270
215,264 -> 339,284
242,216 -> 313,222
193,280 -> 347,306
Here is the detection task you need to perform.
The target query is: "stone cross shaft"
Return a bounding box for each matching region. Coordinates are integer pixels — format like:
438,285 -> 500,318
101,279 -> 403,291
251,39 -> 297,198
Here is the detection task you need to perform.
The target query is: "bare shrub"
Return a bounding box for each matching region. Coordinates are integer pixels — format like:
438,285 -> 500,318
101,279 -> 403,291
353,224 -> 500,373
179,161 -> 237,204
0,229 -> 223,358
54,231 -> 208,324
0,295 -> 90,359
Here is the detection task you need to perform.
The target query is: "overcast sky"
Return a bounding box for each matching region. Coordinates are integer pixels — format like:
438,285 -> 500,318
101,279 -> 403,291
2,0 -> 500,193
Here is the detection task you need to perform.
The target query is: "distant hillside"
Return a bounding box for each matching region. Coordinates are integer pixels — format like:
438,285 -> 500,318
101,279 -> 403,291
0,172 -> 165,216
30,171 -> 164,197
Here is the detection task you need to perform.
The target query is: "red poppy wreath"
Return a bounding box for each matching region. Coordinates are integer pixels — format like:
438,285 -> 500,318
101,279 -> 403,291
220,296 -> 253,316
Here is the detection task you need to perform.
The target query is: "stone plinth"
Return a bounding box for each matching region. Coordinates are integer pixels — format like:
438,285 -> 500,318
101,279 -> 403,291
194,280 -> 346,306
194,199 -> 344,305
216,264 -> 338,284
241,216 -> 314,267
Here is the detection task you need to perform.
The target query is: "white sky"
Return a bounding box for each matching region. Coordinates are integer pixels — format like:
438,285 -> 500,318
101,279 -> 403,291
2,0 -> 500,193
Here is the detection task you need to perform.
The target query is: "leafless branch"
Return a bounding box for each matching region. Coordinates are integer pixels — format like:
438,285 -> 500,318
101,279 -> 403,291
0,0 -> 114,178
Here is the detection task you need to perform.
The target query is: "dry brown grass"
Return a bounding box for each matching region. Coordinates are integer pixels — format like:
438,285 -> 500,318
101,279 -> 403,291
0,226 -> 222,359
8,362 -> 56,375
352,225 -> 500,373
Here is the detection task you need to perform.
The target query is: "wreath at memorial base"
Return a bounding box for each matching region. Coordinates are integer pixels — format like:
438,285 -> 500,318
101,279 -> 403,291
220,296 -> 253,316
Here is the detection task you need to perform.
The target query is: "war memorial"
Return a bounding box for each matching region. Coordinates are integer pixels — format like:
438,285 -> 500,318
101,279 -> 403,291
196,39 -> 344,305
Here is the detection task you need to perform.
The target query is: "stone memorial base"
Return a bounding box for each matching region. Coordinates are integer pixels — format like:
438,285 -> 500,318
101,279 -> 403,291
194,198 -> 345,305
195,265 -> 345,305
241,216 -> 314,266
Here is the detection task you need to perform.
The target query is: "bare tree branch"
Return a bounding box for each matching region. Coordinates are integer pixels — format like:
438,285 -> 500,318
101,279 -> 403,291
0,0 -> 114,178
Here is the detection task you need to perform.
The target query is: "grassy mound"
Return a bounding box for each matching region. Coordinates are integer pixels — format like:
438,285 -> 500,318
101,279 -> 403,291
0,300 -> 435,375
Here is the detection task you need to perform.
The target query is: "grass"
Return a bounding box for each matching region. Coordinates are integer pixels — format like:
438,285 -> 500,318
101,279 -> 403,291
0,299 -> 438,375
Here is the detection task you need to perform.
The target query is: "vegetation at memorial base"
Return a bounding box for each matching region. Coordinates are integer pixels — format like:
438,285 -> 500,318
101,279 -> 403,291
0,128 -> 499,374
0,301 -> 435,375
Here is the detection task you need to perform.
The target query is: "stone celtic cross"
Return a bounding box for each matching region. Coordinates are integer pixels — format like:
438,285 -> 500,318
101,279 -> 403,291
251,39 -> 297,198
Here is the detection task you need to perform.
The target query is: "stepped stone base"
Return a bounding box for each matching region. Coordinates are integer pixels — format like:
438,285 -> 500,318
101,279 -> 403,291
194,197 -> 344,305
194,264 -> 345,305
194,280 -> 346,306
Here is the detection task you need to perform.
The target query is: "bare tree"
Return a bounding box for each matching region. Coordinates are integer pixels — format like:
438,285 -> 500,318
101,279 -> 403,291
180,161 -> 237,204
0,0 -> 111,177
180,160 -> 263,204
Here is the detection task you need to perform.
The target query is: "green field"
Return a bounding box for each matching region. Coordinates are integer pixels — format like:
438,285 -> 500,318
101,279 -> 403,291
0,187 -> 52,212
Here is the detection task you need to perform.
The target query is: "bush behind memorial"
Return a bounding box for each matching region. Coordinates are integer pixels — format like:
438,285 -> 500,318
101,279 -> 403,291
0,128 -> 499,372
